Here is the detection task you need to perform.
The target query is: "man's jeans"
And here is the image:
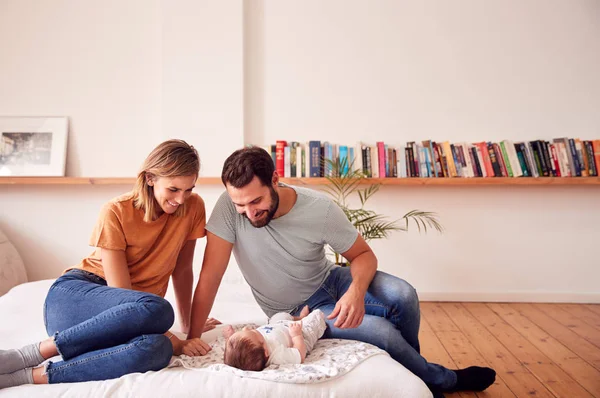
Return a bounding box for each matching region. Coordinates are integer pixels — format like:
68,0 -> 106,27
42,269 -> 174,383
295,266 -> 457,390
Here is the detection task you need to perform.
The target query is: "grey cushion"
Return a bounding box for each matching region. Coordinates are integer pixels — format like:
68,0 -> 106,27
0,228 -> 27,296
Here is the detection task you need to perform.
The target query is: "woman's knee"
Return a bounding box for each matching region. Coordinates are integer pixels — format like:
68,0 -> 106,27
137,334 -> 173,371
138,295 -> 175,332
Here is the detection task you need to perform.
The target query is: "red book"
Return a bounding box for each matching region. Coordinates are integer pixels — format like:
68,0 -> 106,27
592,140 -> 600,176
275,140 -> 287,176
550,144 -> 562,177
476,142 -> 494,177
377,142 -> 386,178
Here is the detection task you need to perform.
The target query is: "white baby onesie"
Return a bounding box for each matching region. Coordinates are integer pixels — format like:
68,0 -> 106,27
257,309 -> 327,366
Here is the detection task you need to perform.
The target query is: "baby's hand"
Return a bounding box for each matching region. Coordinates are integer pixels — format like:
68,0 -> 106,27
222,325 -> 235,339
289,321 -> 302,338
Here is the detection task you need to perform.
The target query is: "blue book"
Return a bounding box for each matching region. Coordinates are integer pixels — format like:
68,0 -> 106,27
309,141 -> 321,177
339,145 -> 349,175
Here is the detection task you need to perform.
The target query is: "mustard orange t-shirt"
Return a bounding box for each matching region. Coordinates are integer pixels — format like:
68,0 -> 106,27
70,192 -> 206,297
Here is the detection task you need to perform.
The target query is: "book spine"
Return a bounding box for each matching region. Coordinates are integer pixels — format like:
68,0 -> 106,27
592,140 -> 600,177
550,144 -> 561,177
275,140 -> 287,176
492,143 -> 507,177
308,141 -> 320,177
469,146 -> 482,177
499,142 -> 513,177
568,139 -> 582,176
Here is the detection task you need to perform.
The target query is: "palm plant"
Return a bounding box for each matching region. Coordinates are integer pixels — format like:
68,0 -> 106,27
322,157 -> 443,265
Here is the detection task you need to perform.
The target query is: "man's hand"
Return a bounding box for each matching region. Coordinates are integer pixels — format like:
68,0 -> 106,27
327,287 -> 366,329
288,321 -> 302,338
181,338 -> 212,357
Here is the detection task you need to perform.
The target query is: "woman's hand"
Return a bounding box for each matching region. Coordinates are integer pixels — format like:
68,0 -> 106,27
181,338 -> 212,357
168,333 -> 185,356
203,317 -> 222,332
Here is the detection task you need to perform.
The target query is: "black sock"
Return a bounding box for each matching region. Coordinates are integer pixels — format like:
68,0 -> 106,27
448,366 -> 496,392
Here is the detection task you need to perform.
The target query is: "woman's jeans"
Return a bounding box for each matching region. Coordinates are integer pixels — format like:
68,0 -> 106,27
295,266 -> 457,390
42,269 -> 174,384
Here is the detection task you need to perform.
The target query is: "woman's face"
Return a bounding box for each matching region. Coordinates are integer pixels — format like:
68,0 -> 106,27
150,175 -> 197,216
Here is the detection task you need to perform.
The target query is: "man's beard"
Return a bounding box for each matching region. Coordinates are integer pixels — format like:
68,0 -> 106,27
245,187 -> 279,228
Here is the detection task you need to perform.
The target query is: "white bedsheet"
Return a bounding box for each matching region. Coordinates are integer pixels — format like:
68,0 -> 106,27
0,279 -> 432,398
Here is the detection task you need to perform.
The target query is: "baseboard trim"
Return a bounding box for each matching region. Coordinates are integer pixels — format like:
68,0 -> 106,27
417,291 -> 600,303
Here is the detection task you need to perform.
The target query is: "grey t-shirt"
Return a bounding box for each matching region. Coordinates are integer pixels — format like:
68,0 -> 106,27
205,184 -> 359,317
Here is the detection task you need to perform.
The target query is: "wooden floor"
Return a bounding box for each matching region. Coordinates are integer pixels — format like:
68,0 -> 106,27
419,302 -> 600,397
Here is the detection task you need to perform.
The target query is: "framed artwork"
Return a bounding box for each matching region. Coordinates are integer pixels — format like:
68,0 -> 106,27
0,116 -> 68,177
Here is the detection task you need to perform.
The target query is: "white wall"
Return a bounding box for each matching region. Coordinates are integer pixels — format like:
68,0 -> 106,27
0,0 -> 244,282
1,0 -> 599,301
244,0 -> 600,302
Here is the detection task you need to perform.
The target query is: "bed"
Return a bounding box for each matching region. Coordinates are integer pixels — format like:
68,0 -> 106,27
0,278 -> 432,397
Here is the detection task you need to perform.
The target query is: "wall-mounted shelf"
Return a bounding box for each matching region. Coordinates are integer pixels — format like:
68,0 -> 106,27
1,177 -> 600,186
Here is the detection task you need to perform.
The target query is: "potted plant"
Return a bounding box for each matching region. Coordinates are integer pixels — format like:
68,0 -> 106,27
322,157 -> 443,265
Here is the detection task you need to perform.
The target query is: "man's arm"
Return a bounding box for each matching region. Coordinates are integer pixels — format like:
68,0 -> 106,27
171,239 -> 196,333
187,231 -> 233,339
327,234 -> 377,329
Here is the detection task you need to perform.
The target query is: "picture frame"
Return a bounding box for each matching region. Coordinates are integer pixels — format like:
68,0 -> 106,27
0,116 -> 68,177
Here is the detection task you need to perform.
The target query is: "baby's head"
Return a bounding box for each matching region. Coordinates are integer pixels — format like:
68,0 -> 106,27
223,326 -> 269,371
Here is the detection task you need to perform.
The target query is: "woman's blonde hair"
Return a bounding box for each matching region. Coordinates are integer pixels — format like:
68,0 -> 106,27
133,139 -> 200,222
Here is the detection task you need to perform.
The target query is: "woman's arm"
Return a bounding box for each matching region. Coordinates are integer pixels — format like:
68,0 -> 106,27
171,239 -> 196,333
100,248 -> 132,289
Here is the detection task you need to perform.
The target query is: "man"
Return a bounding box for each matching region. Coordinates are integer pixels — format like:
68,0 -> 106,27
188,146 -> 495,395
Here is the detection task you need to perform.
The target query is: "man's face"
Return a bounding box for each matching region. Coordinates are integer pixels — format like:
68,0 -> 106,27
226,176 -> 279,228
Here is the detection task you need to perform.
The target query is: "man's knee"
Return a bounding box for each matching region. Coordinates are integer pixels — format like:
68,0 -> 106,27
375,272 -> 419,306
394,278 -> 419,306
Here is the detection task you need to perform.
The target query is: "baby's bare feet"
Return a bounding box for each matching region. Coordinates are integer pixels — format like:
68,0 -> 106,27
293,305 -> 310,321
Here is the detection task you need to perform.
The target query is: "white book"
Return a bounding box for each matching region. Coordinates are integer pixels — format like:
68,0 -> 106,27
461,143 -> 474,178
355,142 -> 364,174
397,146 -> 407,177
371,145 -> 379,178
296,144 -> 302,178
508,141 -> 523,177
304,142 -> 310,177
557,142 -> 570,177
502,140 -> 522,177
284,146 -> 291,178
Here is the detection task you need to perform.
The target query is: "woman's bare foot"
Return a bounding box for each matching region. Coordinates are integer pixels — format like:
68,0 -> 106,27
39,337 -> 59,359
293,305 -> 310,321
32,367 -> 48,384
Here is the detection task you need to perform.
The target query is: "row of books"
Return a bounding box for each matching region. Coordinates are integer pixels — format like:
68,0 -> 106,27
262,139 -> 600,178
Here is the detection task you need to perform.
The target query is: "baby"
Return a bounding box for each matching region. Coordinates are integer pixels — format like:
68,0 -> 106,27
223,306 -> 327,371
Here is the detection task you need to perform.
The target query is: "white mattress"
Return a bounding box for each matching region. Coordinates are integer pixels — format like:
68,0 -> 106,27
0,279 -> 432,397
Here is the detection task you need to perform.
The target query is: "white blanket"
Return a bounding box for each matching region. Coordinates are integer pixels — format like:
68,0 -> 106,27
0,279 -> 432,398
170,330 -> 388,383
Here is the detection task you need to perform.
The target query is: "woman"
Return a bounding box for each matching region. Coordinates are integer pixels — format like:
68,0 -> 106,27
0,139 -> 218,389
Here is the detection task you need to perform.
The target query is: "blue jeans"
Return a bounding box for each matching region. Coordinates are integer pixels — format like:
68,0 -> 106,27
294,266 -> 457,390
42,269 -> 174,384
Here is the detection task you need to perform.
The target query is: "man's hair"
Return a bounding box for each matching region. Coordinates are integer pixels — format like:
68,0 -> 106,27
224,335 -> 268,371
221,146 -> 274,188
